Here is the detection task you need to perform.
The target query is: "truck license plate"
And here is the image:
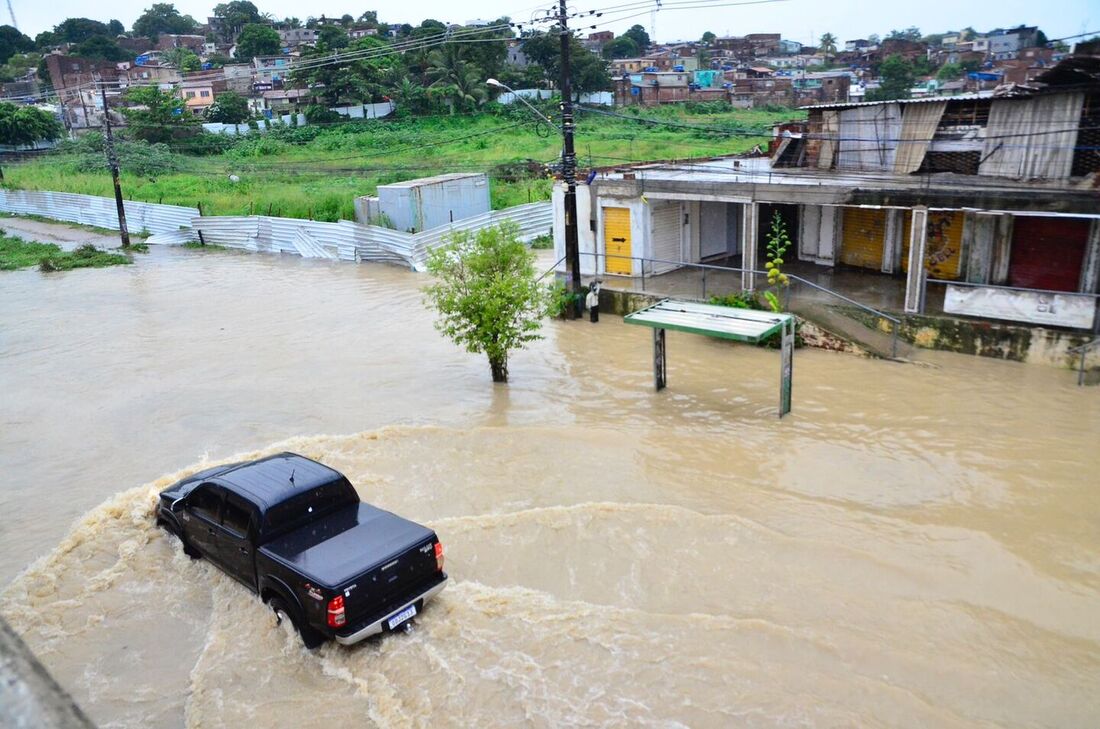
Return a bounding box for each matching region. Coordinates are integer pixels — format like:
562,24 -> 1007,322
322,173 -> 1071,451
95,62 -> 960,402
386,604 -> 417,630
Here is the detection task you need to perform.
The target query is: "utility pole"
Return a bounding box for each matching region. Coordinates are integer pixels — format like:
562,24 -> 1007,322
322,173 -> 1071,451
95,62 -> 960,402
558,0 -> 582,318
98,78 -> 130,249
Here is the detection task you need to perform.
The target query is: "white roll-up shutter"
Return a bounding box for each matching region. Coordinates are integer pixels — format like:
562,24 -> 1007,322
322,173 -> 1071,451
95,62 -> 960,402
650,203 -> 682,273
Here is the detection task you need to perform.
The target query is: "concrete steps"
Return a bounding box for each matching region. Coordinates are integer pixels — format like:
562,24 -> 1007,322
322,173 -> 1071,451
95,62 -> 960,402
790,302 -> 914,361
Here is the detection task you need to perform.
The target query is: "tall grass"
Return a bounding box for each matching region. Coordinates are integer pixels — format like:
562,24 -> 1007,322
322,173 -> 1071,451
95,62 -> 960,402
5,107 -> 802,223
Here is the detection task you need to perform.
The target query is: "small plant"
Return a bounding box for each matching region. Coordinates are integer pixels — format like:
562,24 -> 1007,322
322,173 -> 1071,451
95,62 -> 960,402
762,211 -> 791,313
128,242 -> 150,253
529,233 -> 554,249
546,280 -> 583,318
709,291 -> 761,309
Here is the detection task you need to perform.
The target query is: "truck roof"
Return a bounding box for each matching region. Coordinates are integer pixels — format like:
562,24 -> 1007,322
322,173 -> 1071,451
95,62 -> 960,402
214,453 -> 344,510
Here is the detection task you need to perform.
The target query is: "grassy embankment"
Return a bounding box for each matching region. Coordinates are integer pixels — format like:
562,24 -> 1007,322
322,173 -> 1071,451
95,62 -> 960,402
3,106 -> 803,223
0,235 -> 131,271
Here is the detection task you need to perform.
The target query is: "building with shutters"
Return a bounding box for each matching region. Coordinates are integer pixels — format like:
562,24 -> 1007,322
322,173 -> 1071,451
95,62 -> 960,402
554,56 -> 1100,332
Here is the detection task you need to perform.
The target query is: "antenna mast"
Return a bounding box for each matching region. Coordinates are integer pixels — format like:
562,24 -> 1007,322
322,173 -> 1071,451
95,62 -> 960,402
6,0 -> 17,29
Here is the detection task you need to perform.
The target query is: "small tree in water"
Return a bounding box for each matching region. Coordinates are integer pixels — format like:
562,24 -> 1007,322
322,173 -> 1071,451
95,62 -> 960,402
423,222 -> 546,383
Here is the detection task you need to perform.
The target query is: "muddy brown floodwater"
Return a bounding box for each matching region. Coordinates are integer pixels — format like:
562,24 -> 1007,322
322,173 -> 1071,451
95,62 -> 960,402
1,245 -> 1098,728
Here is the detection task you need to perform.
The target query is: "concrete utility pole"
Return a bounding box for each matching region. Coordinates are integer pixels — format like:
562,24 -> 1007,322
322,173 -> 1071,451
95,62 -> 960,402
558,0 -> 582,318
98,79 -> 130,249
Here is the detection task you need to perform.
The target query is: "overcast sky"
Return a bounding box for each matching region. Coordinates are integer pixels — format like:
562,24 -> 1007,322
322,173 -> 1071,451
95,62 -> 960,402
11,0 -> 1097,47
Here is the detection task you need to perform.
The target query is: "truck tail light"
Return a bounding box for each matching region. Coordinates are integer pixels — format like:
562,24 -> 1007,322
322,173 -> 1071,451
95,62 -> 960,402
327,595 -> 346,628
434,541 -> 445,572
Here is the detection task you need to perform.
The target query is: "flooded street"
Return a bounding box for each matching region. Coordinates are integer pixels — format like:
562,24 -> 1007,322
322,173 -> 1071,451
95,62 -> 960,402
1,245 -> 1098,727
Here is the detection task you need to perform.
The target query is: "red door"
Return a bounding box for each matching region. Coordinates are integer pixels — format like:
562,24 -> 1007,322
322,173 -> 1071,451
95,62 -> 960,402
1008,216 -> 1089,292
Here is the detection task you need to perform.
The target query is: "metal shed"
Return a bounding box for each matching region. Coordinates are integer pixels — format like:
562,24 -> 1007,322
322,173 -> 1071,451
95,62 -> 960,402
371,173 -> 491,233
624,299 -> 796,417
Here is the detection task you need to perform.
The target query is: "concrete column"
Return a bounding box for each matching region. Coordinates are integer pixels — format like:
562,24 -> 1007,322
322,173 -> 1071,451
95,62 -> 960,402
990,214 -> 1014,285
741,202 -> 759,291
904,206 -> 929,314
1081,219 -> 1100,294
964,213 -> 995,284
882,209 -> 904,274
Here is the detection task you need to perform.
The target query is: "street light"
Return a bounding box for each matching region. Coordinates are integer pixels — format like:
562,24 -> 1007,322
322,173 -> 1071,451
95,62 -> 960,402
486,78 -> 556,127
487,75 -> 582,319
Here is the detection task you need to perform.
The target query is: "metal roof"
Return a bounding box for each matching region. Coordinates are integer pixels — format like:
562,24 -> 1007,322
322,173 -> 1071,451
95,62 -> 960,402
624,299 -> 793,343
799,92 -> 995,110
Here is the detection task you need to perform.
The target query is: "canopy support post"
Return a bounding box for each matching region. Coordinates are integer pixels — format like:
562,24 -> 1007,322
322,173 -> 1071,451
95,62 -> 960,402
654,327 -> 667,391
779,318 -> 794,417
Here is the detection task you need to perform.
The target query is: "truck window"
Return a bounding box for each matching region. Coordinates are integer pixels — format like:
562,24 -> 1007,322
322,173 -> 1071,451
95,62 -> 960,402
222,494 -> 252,537
190,485 -> 223,523
262,479 -> 357,538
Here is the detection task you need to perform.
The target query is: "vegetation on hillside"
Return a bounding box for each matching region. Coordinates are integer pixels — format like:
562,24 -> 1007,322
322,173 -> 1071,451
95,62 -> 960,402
5,105 -> 802,221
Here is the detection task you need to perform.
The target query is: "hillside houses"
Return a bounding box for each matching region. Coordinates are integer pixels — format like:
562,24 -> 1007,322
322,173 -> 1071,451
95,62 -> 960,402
556,58 -> 1100,335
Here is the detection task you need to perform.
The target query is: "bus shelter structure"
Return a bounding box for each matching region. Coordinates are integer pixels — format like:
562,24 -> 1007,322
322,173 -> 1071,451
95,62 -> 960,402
624,299 -> 796,417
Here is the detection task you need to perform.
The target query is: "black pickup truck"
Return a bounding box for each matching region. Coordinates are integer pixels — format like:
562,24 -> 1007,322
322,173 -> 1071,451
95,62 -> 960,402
156,452 -> 447,648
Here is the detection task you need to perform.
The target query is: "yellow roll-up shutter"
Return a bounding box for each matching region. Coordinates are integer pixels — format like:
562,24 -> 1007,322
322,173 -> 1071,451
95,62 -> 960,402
840,207 -> 887,270
902,210 -> 964,279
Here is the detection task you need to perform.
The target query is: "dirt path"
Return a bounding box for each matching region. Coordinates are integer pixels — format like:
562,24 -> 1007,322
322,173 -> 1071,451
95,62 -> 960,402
0,216 -> 143,251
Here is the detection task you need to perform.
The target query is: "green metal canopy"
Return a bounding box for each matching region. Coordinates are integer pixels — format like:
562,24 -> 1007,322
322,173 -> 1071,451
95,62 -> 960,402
624,299 -> 793,343
623,299 -> 796,418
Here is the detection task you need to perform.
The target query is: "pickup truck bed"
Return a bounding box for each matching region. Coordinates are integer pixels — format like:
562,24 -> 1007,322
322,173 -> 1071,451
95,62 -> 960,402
259,503 -> 435,588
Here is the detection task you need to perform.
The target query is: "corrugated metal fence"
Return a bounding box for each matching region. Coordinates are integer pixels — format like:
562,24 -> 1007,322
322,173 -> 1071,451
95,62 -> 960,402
0,189 -> 552,271
0,189 -> 198,235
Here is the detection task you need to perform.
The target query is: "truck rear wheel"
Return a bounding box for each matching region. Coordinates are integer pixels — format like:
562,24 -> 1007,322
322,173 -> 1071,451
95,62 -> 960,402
269,596 -> 325,649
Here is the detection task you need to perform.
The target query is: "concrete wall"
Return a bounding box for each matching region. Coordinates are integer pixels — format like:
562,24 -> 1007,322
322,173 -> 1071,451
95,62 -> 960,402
1,616 -> 95,728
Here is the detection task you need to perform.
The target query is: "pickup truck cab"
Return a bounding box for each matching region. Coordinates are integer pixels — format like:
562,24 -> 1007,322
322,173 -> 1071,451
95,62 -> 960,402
156,452 -> 447,647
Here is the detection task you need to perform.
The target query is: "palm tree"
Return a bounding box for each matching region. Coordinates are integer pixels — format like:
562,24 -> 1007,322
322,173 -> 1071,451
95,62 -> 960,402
819,32 -> 838,65
392,77 -> 429,115
426,46 -> 488,113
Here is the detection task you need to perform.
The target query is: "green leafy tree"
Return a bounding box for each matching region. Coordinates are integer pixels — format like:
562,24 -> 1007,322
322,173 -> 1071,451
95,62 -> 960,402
522,31 -> 611,95
292,35 -> 397,104
423,222 -> 547,383
34,31 -> 59,50
108,20 -> 125,36
52,18 -> 110,44
936,62 -> 963,81
762,211 -> 790,312
133,4 -> 199,41
163,46 -> 200,70
339,14 -> 354,28
886,27 -> 922,42
602,35 -> 638,59
0,26 -> 33,65
623,24 -> 650,52
73,35 -> 129,61
204,90 -> 250,123
867,54 -> 915,101
0,102 -> 63,146
701,31 -> 716,44
121,85 -> 197,144
235,24 -> 281,59
818,32 -> 837,63
317,25 -> 349,50
213,1 -> 262,41
282,17 -> 302,29
0,52 -> 41,82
